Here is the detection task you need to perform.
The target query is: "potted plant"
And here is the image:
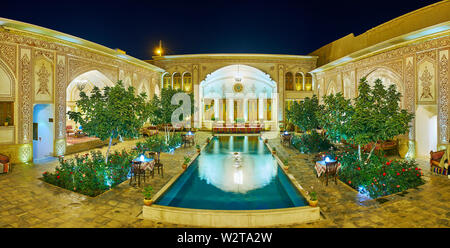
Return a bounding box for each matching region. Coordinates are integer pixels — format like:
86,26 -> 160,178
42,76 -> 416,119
4,115 -> 11,126
264,138 -> 268,144
143,185 -> 154,206
206,137 -> 210,143
308,191 -> 318,207
196,144 -> 201,153
182,156 -> 190,170
272,147 -> 276,155
283,159 -> 289,171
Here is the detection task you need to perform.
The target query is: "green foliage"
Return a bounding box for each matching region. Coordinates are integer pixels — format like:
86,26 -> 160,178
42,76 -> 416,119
67,80 -> 151,162
291,132 -> 334,154
319,78 -> 414,160
5,115 -> 11,123
142,185 -> 153,200
309,191 -> 317,201
286,95 -> 322,132
196,144 -> 200,149
42,150 -> 135,197
338,149 -> 424,198
318,92 -> 353,143
143,133 -> 182,154
149,87 -> 194,126
183,156 -> 191,164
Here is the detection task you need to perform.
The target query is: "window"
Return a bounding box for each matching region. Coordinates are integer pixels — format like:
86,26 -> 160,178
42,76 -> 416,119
163,74 -> 171,89
305,74 -> 313,91
285,72 -> 293,91
173,73 -> 181,90
183,73 -> 192,92
295,73 -> 303,91
0,102 -> 13,126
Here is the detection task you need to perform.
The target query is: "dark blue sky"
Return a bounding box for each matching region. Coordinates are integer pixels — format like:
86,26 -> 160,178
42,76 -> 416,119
1,0 -> 441,59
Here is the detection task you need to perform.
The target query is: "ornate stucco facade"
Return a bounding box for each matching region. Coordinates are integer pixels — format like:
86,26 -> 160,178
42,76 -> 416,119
0,1 -> 449,163
309,1 -> 450,158
0,18 -> 163,163
147,54 -> 318,129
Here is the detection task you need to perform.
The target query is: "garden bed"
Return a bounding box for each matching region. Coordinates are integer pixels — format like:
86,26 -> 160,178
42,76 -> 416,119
42,150 -> 134,197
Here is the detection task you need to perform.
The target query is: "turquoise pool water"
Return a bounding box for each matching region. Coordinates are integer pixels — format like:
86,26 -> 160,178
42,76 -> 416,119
155,136 -> 308,210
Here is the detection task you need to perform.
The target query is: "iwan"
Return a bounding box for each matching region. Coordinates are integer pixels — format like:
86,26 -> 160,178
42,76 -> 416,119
177,232 -> 212,246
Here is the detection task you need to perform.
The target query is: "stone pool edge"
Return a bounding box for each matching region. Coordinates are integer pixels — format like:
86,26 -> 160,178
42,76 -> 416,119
142,135 -> 320,227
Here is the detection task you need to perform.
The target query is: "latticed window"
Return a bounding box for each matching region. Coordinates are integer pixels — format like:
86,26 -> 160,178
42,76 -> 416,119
183,73 -> 192,92
285,72 -> 293,91
173,73 -> 181,90
163,74 -> 171,88
295,73 -> 303,91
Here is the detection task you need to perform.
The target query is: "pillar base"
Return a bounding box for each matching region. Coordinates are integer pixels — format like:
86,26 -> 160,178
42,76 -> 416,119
54,138 -> 66,156
405,140 -> 416,160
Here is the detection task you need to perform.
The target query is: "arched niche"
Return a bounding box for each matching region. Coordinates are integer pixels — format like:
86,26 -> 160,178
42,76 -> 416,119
183,72 -> 192,92
365,67 -> 404,108
162,73 -> 171,89
0,59 -> 15,101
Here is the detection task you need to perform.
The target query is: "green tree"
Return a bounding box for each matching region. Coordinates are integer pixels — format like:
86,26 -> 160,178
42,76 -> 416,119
67,80 -> 151,163
320,77 -> 414,162
286,95 -> 322,132
149,87 -> 194,142
318,92 -> 353,143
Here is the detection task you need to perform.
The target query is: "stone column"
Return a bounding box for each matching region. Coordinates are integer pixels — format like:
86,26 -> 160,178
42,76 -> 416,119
278,65 -> 284,127
214,98 -> 220,119
193,65 -> 200,128
243,98 -> 248,122
258,97 -> 264,120
228,98 -> 234,123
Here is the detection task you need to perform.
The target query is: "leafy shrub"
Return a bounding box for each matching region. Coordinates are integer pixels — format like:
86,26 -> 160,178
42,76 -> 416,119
291,132 -> 334,154
42,150 -> 135,197
338,149 -> 424,198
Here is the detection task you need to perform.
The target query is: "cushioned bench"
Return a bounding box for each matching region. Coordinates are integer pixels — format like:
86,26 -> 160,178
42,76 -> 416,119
430,150 -> 448,175
0,154 -> 10,174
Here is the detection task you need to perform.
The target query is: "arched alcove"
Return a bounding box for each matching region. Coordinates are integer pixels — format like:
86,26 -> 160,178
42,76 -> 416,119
365,67 -> 404,108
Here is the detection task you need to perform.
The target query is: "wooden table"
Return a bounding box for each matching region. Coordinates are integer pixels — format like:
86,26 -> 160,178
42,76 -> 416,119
314,160 -> 341,178
130,155 -> 155,187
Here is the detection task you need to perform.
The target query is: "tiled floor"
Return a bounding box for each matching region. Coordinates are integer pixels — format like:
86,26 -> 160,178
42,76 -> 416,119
0,132 -> 448,228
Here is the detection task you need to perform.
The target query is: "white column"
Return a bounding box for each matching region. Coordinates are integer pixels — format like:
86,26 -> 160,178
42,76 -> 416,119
228,98 -> 234,122
243,98 -> 248,122
258,97 -> 264,120
214,98 -> 219,119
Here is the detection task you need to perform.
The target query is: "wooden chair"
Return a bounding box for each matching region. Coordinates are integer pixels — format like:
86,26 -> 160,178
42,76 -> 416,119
325,161 -> 339,186
130,161 -> 149,187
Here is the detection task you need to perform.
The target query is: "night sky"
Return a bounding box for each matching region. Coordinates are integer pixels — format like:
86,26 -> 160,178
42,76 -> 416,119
1,0 -> 442,60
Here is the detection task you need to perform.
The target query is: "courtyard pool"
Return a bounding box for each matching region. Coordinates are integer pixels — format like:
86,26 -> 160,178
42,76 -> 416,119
155,136 -> 308,210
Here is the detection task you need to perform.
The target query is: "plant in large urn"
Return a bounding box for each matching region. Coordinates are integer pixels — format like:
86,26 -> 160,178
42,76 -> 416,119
143,185 -> 154,206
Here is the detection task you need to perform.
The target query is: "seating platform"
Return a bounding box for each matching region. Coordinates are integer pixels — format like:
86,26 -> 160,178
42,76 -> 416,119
212,124 -> 263,134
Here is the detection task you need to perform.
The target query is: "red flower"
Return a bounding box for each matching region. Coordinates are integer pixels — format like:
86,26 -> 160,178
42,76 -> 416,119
357,167 -> 361,171
70,172 -> 73,174
417,174 -> 420,176
383,172 -> 386,176
396,185 -> 400,188
386,161 -> 391,165
402,168 -> 405,172
397,172 -> 400,176
348,181 -> 351,184
382,184 -> 385,186
374,179 -> 377,182
415,168 -> 419,170
335,157 -> 338,160
57,175 -> 60,179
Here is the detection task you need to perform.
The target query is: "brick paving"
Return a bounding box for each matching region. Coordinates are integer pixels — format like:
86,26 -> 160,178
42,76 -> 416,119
0,132 -> 448,228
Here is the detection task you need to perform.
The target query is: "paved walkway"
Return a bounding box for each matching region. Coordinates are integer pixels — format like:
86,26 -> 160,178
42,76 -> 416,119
0,132 -> 448,228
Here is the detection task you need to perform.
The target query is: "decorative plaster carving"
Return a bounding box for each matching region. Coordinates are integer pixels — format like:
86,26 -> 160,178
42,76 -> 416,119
405,57 -> 415,140
438,50 -> 449,143
55,55 -> 66,139
0,43 -> 16,73
19,49 -> 32,144
36,63 -> 51,95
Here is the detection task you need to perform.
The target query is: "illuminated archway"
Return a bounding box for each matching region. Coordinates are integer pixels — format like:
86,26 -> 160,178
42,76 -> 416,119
199,64 -> 277,128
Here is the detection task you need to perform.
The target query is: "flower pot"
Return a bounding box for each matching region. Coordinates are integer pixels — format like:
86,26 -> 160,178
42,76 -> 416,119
4,122 -> 8,126
182,164 -> 187,170
272,150 -> 276,155
264,139 -> 268,143
283,166 -> 289,171
143,199 -> 153,206
197,149 -> 201,153
309,200 -> 318,207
